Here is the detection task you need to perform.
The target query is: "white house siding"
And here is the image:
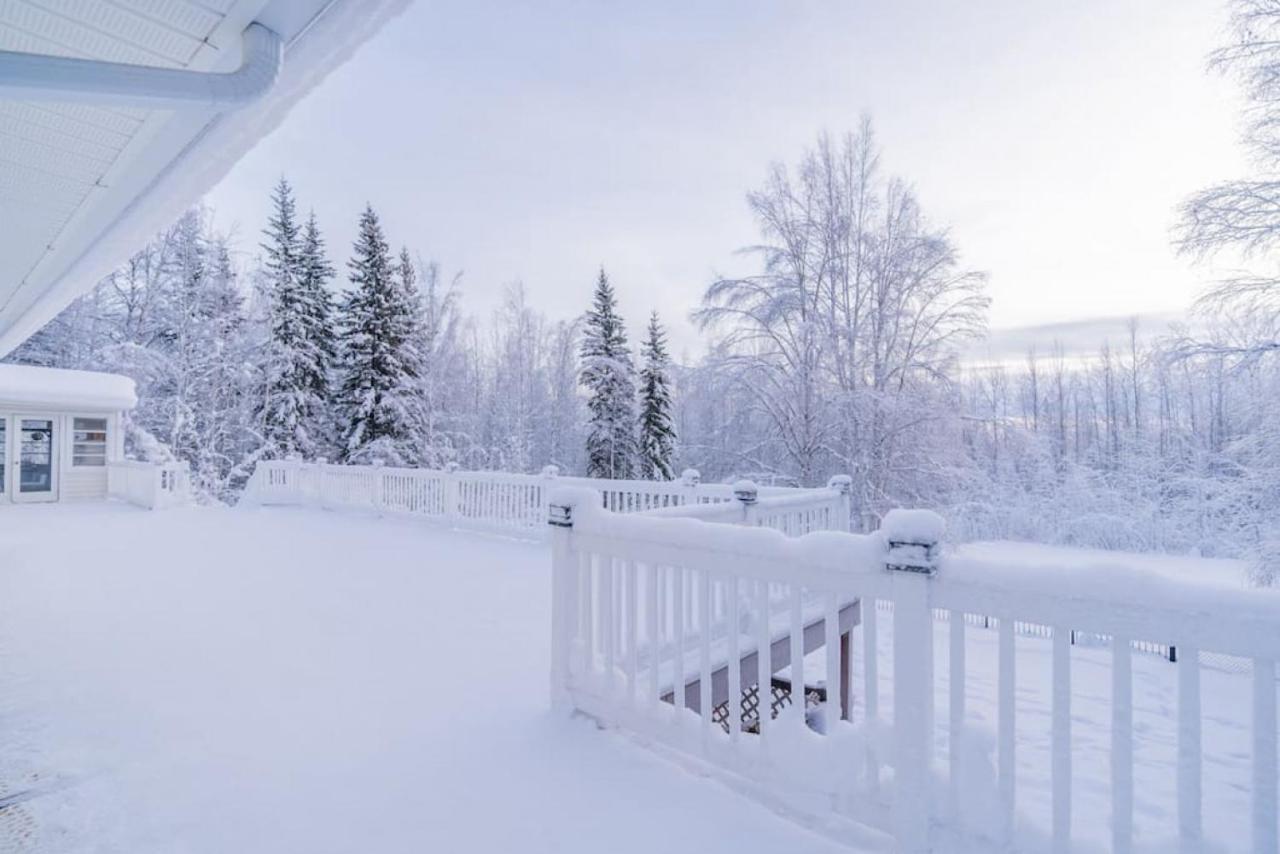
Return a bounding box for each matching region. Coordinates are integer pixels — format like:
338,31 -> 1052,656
56,411 -> 120,502
1,409 -> 122,503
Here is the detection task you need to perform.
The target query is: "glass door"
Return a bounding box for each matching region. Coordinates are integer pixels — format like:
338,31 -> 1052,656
15,416 -> 57,503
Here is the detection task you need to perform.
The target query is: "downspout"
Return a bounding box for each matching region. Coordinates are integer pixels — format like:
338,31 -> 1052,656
0,22 -> 283,111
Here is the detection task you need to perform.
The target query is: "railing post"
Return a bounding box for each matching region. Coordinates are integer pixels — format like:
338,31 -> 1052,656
540,465 -> 559,536
370,459 -> 386,510
883,509 -> 944,854
680,468 -> 701,507
733,479 -> 758,527
285,454 -> 303,504
827,474 -> 853,532
444,462 -> 460,524
549,489 -> 584,713
313,458 -> 327,509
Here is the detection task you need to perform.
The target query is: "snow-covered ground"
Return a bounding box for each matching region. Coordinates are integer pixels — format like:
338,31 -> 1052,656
0,504 -> 849,853
0,503 -> 1268,852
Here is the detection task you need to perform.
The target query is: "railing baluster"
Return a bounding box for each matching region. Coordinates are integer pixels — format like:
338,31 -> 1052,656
627,560 -> 638,704
1052,625 -> 1071,852
999,618 -> 1016,842
728,576 -> 742,742
580,550 -> 594,685
756,578 -> 771,739
790,584 -> 804,723
647,563 -> 660,709
1254,657 -> 1278,854
1177,645 -> 1201,850
824,592 -> 839,726
949,609 -> 965,820
600,555 -> 614,693
863,598 -> 879,795
699,570 -> 712,751
672,565 -> 685,725
614,561 -> 623,659
1112,635 -> 1133,854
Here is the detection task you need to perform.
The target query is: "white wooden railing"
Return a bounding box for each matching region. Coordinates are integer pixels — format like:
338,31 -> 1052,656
242,460 -> 833,538
107,460 -> 190,510
548,491 -> 1280,854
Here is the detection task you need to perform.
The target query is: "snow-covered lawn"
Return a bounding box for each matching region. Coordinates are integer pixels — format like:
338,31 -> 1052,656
0,504 -> 849,853
0,504 -> 1267,852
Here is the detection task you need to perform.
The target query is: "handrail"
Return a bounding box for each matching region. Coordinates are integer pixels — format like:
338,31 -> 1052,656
547,493 -> 1280,853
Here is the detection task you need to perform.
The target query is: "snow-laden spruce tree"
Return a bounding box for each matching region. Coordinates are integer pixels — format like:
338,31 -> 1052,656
298,210 -> 337,444
637,311 -> 677,480
579,268 -> 637,479
260,179 -> 334,460
335,206 -> 422,465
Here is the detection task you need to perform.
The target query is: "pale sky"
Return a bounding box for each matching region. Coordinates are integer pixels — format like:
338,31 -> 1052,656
205,0 -> 1247,356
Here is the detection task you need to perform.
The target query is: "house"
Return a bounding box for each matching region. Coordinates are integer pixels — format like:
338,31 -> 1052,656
0,363 -> 135,503
0,0 -> 407,504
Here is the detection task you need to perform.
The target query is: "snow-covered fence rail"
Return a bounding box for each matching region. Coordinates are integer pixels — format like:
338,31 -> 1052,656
641,475 -> 851,536
548,494 -> 1280,853
107,460 -> 189,510
243,461 -> 842,538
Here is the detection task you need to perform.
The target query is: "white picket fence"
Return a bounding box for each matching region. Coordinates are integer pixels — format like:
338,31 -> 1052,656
242,460 -> 822,538
107,460 -> 190,510
547,491 -> 1280,854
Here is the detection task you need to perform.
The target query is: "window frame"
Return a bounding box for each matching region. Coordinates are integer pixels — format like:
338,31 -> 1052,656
71,416 -> 109,468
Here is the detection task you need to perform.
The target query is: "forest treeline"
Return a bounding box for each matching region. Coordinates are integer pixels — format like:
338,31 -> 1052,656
11,1 -> 1280,582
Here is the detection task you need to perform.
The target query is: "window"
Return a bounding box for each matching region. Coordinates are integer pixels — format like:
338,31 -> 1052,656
73,417 -> 108,467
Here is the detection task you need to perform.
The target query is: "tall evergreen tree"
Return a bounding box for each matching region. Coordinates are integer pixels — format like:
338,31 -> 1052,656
298,210 -> 336,409
260,178 -> 332,459
579,268 -> 637,478
395,245 -> 424,372
336,205 -> 422,464
637,311 -> 677,480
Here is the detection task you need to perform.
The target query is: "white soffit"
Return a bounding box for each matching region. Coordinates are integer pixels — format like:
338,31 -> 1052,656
0,0 -> 410,356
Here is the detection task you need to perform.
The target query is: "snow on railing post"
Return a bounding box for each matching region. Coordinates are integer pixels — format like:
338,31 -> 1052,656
548,487 -> 594,713
827,474 -> 853,533
882,508 -> 944,854
733,479 -> 758,527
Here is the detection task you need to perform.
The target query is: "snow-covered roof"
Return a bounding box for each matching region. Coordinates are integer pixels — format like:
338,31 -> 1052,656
0,0 -> 410,357
0,363 -> 137,411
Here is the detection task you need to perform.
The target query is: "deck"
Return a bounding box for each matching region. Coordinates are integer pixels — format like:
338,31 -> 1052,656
0,503 -> 1265,852
0,504 -> 852,853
